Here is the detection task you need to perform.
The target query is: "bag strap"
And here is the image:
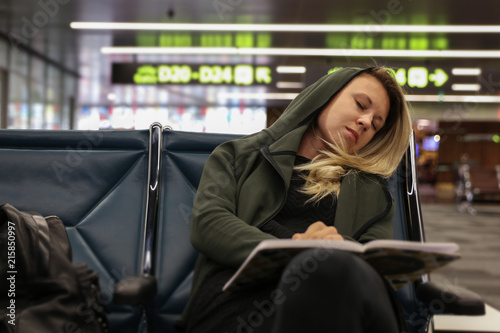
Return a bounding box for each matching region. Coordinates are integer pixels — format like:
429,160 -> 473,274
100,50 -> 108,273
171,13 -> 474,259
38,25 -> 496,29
31,214 -> 51,275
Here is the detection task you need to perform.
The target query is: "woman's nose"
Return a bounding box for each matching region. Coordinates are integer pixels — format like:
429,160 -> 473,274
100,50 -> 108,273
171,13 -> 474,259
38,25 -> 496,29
357,114 -> 372,130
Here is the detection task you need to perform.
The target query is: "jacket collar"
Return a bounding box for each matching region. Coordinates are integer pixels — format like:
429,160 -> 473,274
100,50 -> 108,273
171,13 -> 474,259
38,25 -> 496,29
260,121 -> 312,190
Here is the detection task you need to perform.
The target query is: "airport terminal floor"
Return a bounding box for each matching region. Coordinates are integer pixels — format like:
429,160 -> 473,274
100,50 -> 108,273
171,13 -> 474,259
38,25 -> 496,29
419,185 -> 500,333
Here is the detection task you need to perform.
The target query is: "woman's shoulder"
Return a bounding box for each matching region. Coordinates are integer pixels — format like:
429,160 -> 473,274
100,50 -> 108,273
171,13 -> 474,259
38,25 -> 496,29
343,170 -> 389,192
211,130 -> 274,157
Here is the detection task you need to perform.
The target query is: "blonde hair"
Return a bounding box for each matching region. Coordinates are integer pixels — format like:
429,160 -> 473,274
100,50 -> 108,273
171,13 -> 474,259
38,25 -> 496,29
297,67 -> 413,202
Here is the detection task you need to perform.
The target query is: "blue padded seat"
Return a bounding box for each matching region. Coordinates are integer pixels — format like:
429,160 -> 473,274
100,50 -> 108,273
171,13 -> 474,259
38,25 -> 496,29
1,127 -> 482,333
388,141 -> 430,331
146,130 -> 241,332
0,129 -> 152,333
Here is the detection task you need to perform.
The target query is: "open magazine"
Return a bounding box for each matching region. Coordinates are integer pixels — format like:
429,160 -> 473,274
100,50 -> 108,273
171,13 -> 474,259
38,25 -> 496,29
223,239 -> 460,291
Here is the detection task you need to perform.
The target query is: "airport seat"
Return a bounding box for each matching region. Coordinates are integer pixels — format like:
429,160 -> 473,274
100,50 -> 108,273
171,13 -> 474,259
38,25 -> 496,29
389,135 -> 484,331
456,164 -> 500,215
145,130 -> 235,332
151,129 -> 485,333
0,126 -> 485,333
0,124 -> 163,333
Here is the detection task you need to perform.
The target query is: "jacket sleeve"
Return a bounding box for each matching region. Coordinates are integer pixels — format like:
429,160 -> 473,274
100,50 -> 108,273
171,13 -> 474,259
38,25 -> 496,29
190,143 -> 276,269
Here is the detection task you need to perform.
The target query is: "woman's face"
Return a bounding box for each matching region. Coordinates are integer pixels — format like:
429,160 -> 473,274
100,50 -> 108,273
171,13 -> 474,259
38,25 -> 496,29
316,74 -> 390,153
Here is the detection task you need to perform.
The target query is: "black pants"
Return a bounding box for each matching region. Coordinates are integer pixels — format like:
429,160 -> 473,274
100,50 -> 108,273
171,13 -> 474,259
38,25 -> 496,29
182,249 -> 405,333
239,249 -> 403,333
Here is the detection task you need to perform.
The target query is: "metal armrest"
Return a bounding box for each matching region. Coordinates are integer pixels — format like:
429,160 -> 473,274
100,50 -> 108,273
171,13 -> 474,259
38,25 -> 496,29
113,123 -> 162,306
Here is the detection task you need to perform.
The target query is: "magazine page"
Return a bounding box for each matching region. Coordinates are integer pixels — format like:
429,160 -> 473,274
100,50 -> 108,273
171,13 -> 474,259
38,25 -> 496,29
223,239 -> 460,292
363,239 -> 460,254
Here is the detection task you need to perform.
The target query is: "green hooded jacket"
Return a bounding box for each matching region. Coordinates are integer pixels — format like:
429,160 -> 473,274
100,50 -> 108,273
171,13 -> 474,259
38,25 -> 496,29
179,67 -> 395,326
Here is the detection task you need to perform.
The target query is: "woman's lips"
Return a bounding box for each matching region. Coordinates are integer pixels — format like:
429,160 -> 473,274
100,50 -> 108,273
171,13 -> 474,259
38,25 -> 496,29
346,127 -> 359,144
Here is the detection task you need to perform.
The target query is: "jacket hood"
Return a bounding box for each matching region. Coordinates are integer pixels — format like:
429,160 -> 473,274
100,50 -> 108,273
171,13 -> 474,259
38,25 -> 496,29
264,67 -> 368,141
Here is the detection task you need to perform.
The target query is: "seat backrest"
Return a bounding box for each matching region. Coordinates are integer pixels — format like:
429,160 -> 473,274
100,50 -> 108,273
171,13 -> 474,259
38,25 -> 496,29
389,134 -> 425,243
151,130 -> 427,333
388,134 -> 430,333
0,127 -> 427,333
0,129 -> 152,333
466,166 -> 500,193
147,129 -> 240,332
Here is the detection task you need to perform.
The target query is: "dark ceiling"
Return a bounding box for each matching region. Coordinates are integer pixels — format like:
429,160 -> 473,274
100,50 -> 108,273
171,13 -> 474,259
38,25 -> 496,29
1,0 -> 500,108
3,0 -> 500,66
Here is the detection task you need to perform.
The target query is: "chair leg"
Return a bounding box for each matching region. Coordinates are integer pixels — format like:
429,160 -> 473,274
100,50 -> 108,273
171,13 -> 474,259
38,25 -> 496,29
456,184 -> 465,213
462,189 -> 476,215
139,307 -> 150,333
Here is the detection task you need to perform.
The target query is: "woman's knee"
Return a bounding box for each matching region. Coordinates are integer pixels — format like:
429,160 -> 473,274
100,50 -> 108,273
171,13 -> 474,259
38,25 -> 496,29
278,248 -> 380,293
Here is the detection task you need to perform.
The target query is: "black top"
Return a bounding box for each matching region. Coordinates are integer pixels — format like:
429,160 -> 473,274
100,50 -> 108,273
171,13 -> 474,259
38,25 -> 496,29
261,155 -> 337,238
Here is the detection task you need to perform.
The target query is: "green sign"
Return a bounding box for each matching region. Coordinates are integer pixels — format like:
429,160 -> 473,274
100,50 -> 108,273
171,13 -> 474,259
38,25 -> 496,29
329,66 -> 449,89
404,67 -> 449,88
136,32 -> 273,48
428,69 -> 448,87
112,64 -> 274,86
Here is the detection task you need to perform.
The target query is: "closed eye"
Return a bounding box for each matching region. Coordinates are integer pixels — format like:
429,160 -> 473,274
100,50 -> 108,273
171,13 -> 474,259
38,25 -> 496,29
356,100 -> 365,110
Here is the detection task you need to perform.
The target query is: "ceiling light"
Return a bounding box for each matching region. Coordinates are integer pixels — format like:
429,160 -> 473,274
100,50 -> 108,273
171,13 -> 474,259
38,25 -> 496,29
71,22 -> 500,33
451,68 -> 482,76
276,66 -> 307,74
276,82 -> 305,89
451,84 -> 481,91
218,92 -> 299,100
216,92 -> 500,103
102,47 -> 235,55
406,95 -> 500,103
101,47 -> 500,59
416,119 -> 431,130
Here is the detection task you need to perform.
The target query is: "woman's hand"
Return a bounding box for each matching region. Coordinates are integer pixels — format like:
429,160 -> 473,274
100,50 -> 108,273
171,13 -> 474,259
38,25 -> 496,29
291,221 -> 344,241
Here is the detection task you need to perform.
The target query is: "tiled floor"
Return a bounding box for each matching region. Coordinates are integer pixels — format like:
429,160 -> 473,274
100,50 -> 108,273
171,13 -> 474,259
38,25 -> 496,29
419,197 -> 500,332
421,202 -> 500,311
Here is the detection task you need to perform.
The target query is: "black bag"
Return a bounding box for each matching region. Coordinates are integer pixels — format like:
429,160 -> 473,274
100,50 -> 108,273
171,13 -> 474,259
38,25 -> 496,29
0,203 -> 108,333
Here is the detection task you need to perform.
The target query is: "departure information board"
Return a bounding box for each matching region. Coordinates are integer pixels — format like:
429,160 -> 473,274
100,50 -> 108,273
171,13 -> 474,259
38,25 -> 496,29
318,64 -> 495,96
112,63 -> 274,85
113,62 -> 496,98
327,66 -> 450,89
